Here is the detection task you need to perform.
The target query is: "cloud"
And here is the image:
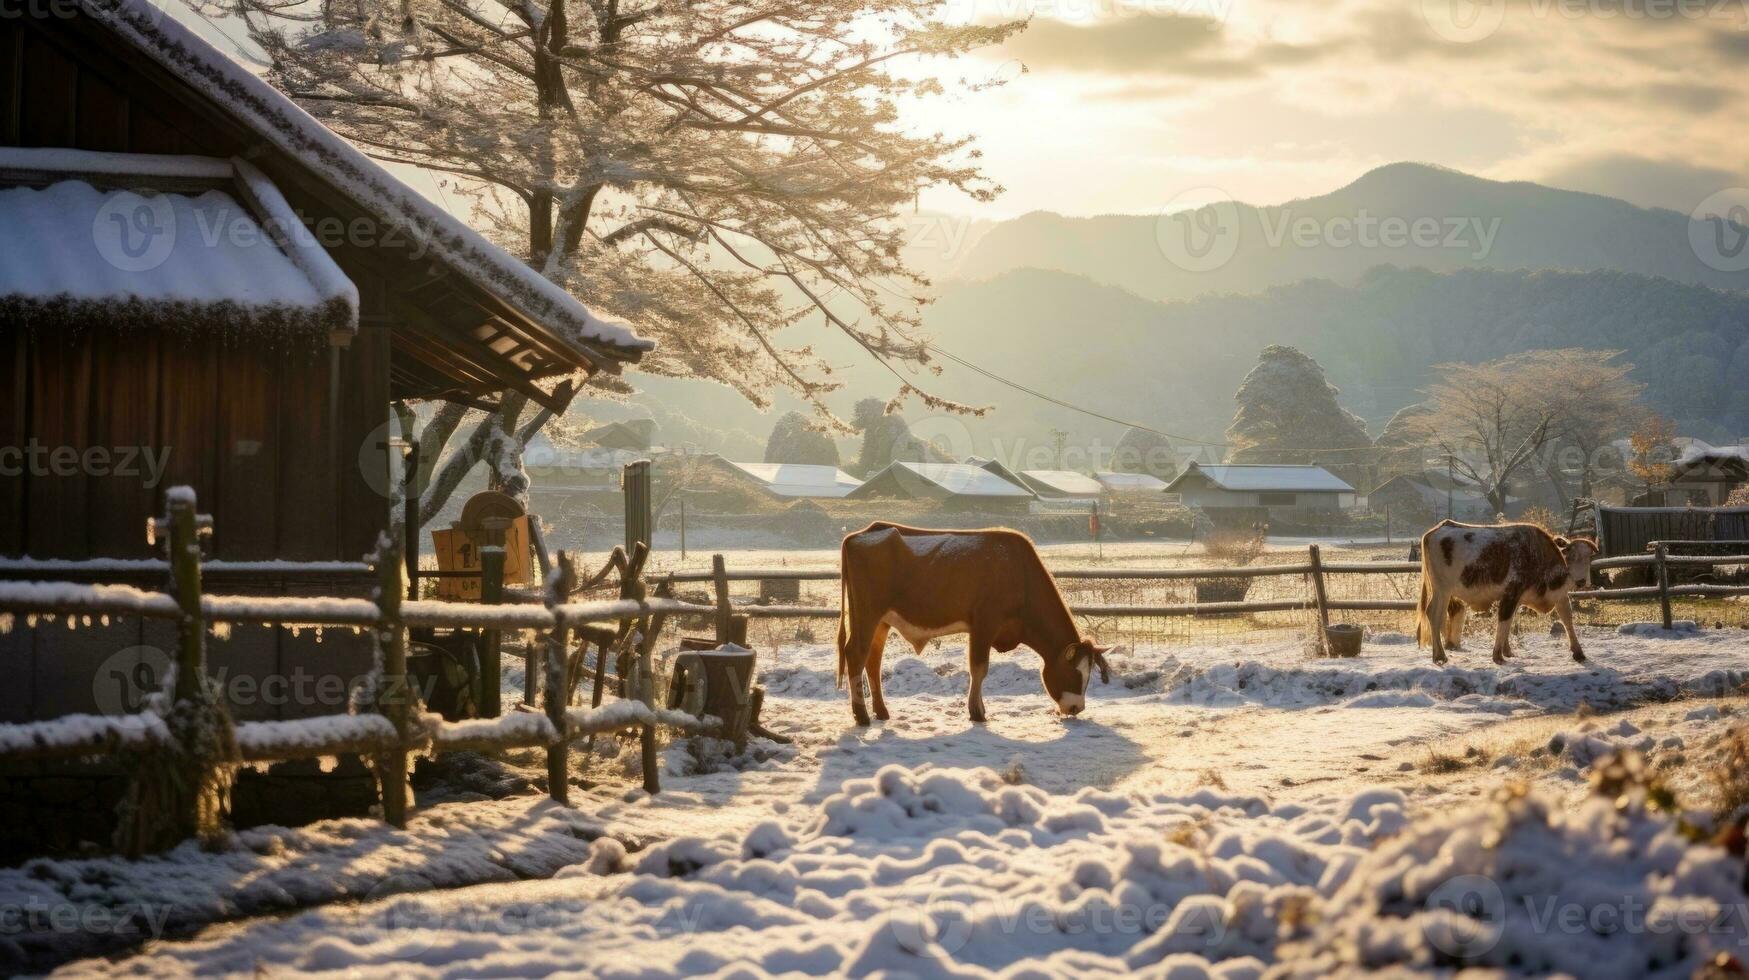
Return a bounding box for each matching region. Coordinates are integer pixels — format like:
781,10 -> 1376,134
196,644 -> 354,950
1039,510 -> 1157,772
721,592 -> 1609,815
1538,154 -> 1747,213
998,12 -> 1347,77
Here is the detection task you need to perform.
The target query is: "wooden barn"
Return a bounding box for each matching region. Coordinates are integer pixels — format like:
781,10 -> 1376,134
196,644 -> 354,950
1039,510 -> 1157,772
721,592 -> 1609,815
0,0 -> 648,727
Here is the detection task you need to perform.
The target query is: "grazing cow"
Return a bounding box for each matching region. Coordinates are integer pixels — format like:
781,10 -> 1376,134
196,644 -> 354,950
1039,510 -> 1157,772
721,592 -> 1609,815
837,523 -> 1112,725
1417,520 -> 1599,666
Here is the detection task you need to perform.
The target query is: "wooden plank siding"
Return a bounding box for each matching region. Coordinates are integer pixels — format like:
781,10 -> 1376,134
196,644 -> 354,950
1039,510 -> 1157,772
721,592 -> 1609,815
1,17 -> 394,721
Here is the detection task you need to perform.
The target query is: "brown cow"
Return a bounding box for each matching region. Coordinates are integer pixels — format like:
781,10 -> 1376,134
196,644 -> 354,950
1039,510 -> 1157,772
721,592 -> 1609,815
1417,520 -> 1599,666
836,523 -> 1112,725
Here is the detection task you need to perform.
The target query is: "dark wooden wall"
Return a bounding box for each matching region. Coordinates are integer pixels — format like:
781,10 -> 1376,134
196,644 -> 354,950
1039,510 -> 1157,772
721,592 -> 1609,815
0,16 -> 395,722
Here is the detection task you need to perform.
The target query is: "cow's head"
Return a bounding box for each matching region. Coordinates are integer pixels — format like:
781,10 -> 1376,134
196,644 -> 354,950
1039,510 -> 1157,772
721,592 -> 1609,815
1043,640 -> 1112,716
1555,535 -> 1599,587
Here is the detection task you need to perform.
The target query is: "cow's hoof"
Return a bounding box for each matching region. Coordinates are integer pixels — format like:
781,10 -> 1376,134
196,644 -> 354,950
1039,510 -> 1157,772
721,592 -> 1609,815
1492,652 -> 1507,666
873,707 -> 890,721
1572,650 -> 1587,664
968,708 -> 986,724
853,709 -> 871,727
1432,653 -> 1447,666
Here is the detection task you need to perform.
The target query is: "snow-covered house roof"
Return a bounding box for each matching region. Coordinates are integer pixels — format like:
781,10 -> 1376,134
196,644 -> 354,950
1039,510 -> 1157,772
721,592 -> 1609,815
1019,470 -> 1105,498
848,462 -> 1036,501
1166,463 -> 1355,494
1094,471 -> 1171,493
60,0 -> 648,410
0,148 -> 356,334
715,460 -> 861,499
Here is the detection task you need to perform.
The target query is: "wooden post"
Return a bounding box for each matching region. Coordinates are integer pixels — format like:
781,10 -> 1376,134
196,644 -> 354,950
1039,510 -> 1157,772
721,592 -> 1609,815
624,460 -> 652,557
479,546 -> 505,718
1308,544 -> 1331,656
1655,542 -> 1674,630
712,554 -> 732,644
544,552 -> 578,805
167,493 -> 206,707
375,539 -> 413,828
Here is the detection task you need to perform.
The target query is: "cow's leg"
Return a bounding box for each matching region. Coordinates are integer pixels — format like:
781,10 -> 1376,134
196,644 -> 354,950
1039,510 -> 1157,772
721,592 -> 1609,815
1492,587 -> 1522,665
1444,598 -> 1467,651
1426,588 -> 1449,665
966,636 -> 991,723
1554,595 -> 1585,663
841,619 -> 875,727
864,622 -> 892,721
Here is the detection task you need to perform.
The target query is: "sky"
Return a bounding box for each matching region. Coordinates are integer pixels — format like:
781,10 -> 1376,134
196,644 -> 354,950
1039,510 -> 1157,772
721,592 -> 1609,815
914,0 -> 1749,218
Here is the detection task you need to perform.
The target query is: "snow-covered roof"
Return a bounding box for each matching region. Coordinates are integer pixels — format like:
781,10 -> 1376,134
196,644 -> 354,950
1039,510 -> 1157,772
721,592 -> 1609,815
0,148 -> 357,334
1168,463 -> 1355,494
1094,471 -> 1171,492
79,0 -> 648,363
718,461 -> 861,498
900,462 -> 1034,497
1019,470 -> 1105,497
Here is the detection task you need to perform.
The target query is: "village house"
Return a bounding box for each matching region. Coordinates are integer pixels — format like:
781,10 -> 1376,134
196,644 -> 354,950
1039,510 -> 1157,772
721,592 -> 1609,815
848,461 -> 1036,513
1164,462 -> 1356,515
706,458 -> 862,501
1663,447 -> 1748,506
1094,471 -> 1171,495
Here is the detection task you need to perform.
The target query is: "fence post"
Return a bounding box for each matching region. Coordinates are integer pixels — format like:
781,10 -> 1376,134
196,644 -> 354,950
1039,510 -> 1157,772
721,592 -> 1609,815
544,553 -> 578,805
135,489 -> 234,852
1655,542 -> 1673,630
712,554 -> 732,644
1307,544 -> 1331,655
479,547 -> 505,718
374,539 -> 413,829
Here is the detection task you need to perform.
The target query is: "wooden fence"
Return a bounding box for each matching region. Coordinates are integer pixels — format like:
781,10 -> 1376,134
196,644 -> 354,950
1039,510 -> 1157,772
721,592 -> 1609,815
666,544 -> 1749,642
0,490 -> 719,850
3,509 -> 1746,852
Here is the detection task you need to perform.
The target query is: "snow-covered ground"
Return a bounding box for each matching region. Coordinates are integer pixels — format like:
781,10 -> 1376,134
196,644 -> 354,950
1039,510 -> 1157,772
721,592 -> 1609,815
14,624 -> 1749,977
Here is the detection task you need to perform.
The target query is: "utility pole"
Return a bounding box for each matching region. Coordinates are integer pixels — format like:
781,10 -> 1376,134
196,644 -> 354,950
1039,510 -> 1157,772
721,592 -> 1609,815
1049,429 -> 1068,470
1447,454 -> 1455,521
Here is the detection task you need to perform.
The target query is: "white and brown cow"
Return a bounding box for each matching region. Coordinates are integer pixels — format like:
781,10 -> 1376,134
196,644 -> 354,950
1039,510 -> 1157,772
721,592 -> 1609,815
837,523 -> 1112,725
1417,520 -> 1599,666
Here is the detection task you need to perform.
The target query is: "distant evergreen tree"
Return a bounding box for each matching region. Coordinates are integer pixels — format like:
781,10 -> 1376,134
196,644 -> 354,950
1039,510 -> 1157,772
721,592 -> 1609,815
1111,427 -> 1177,480
850,398 -> 951,476
1226,346 -> 1374,486
763,412 -> 840,466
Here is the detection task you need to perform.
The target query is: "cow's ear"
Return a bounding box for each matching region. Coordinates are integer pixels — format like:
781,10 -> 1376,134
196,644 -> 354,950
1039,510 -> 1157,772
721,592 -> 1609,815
1091,644 -> 1112,684
1553,535 -> 1571,549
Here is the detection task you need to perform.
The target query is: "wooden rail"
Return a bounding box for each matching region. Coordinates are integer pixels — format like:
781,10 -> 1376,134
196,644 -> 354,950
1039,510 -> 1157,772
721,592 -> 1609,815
0,490 -> 716,852
674,545 -> 1749,636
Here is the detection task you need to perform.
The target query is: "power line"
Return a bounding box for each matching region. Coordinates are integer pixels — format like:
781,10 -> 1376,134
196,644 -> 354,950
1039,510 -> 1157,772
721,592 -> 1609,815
926,343 -> 1389,455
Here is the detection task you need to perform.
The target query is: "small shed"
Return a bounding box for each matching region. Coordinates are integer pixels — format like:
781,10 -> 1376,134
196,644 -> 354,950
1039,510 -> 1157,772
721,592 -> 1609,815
710,459 -> 861,500
847,462 -> 1036,512
1017,470 -> 1106,500
1667,448 -> 1748,506
1368,474 -> 1512,522
1164,463 -> 1355,513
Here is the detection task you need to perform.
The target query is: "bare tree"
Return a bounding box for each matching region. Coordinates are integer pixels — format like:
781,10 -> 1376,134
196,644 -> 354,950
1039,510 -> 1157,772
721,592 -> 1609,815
1408,349 -> 1640,514
219,0 -> 1022,515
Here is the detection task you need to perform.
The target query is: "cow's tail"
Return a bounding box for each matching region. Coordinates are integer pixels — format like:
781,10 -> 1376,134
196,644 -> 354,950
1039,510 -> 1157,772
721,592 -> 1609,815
836,534 -> 853,691
1415,543 -> 1435,648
